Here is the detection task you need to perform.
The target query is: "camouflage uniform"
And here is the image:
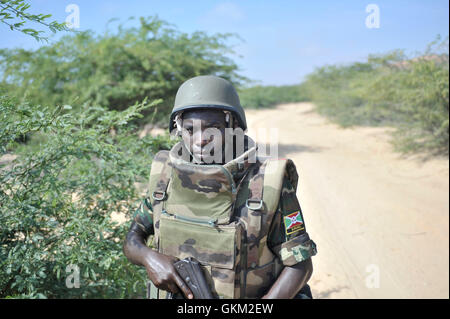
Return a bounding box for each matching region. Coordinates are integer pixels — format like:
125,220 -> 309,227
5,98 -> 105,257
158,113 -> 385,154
133,136 -> 317,299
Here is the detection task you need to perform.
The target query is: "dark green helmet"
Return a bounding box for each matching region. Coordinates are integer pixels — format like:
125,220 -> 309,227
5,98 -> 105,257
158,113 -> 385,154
169,75 -> 247,131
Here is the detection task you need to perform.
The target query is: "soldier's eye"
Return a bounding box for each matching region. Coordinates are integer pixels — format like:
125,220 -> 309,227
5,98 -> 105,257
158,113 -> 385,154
207,125 -> 223,131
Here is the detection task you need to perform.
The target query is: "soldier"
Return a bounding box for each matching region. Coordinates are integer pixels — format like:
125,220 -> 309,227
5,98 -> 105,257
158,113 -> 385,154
123,75 -> 317,299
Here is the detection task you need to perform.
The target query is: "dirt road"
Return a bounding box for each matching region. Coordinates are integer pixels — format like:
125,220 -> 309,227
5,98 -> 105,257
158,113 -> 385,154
245,102 -> 449,299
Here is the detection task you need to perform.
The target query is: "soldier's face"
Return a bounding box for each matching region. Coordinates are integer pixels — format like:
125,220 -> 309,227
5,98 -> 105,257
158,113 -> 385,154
181,110 -> 227,164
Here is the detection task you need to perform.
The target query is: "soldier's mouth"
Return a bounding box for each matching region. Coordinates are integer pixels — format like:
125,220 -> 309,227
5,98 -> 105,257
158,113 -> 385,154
193,152 -> 214,160
193,146 -> 209,155
192,149 -> 220,164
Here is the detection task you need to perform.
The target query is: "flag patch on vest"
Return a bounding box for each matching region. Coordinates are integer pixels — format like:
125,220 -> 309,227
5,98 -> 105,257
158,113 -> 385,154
284,211 -> 304,235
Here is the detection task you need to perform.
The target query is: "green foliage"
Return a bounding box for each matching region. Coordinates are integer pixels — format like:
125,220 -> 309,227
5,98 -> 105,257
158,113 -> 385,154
238,84 -> 309,109
0,0 -> 68,41
0,8 -> 248,298
0,16 -> 247,126
0,94 -> 176,298
304,37 -> 449,155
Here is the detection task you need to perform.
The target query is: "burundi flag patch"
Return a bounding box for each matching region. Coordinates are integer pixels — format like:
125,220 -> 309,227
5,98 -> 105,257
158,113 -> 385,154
284,211 -> 304,235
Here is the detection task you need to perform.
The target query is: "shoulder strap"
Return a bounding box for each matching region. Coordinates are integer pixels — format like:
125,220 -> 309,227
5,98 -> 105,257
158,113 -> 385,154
245,160 -> 266,268
263,159 -> 299,212
150,153 -> 171,204
148,150 -> 171,249
243,158 -> 299,268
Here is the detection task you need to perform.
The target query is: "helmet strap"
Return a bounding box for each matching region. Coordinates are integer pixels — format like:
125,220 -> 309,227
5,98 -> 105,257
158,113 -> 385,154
224,111 -> 234,129
174,112 -> 183,137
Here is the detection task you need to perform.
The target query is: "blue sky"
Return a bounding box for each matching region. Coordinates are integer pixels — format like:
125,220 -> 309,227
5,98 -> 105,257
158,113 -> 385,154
1,0 -> 448,85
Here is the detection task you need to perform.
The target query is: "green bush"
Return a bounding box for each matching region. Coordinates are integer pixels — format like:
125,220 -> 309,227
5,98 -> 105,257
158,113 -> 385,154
0,15 -> 247,126
304,37 -> 449,155
0,94 -> 176,298
238,84 -> 309,109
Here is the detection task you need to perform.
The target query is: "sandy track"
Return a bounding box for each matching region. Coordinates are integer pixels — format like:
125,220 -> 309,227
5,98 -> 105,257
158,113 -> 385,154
245,103 -> 449,299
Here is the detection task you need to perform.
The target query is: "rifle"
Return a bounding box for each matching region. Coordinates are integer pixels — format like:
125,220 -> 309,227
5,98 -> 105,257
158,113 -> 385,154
167,257 -> 214,299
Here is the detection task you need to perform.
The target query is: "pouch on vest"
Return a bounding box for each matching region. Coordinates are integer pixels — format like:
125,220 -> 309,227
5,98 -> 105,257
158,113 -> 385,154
159,214 -> 244,298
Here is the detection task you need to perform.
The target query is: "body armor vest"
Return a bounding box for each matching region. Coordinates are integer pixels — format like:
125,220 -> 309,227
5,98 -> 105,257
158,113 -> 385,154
148,141 -> 299,299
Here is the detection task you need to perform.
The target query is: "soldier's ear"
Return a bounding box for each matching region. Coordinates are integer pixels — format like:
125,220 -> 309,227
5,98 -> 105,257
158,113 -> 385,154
170,124 -> 182,138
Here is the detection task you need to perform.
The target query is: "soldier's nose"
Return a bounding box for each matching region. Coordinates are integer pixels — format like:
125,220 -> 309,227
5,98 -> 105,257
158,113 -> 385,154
193,130 -> 212,148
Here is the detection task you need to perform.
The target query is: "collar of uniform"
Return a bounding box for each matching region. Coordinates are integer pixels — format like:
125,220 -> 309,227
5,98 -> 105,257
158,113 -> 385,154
168,135 -> 259,180
223,135 -> 258,180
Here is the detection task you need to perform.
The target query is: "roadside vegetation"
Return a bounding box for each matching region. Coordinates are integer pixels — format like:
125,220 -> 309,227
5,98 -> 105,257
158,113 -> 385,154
0,4 -> 242,298
303,37 -> 449,156
239,84 -> 309,109
0,16 -> 246,127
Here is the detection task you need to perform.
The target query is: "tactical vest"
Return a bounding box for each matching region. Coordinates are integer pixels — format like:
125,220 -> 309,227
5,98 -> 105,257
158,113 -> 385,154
148,142 -> 299,299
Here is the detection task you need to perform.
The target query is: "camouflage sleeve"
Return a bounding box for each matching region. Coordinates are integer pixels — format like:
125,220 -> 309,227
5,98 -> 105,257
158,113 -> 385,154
132,197 -> 154,237
268,176 -> 317,266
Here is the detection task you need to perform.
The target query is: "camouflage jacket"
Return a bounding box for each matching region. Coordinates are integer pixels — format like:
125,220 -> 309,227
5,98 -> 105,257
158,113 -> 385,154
132,137 -> 317,298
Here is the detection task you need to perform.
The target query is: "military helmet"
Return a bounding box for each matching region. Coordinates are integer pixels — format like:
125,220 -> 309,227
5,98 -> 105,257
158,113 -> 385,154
169,75 -> 247,131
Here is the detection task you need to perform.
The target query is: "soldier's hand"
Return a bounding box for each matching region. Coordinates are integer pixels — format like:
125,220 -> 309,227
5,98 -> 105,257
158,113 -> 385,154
143,250 -> 194,299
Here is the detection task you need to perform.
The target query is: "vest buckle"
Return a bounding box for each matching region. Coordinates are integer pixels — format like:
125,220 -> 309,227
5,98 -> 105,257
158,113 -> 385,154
152,191 -> 166,201
245,199 -> 263,210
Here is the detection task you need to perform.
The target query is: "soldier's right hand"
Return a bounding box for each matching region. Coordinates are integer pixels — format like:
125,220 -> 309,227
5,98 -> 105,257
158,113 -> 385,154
143,250 -> 194,299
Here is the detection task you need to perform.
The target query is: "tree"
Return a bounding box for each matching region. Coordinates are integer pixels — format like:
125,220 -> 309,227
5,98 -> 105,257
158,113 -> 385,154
0,0 -> 68,41
0,15 -> 247,126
